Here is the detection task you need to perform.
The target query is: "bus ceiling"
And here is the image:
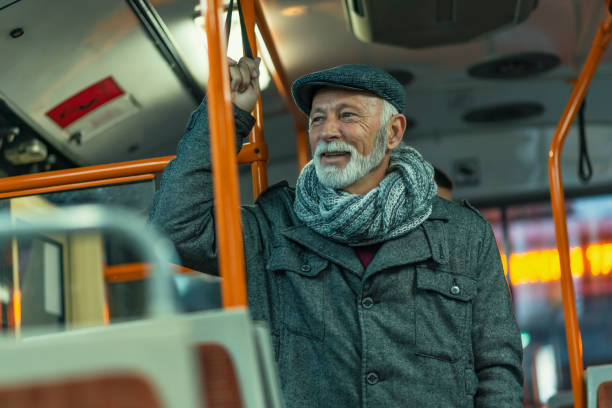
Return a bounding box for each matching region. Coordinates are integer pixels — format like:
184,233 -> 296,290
0,0 -> 612,204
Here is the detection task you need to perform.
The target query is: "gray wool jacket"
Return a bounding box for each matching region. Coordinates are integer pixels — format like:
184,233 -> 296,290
149,100 -> 524,408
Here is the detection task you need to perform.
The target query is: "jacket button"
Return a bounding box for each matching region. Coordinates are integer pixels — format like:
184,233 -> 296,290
361,297 -> 374,309
300,264 -> 311,272
366,372 -> 379,385
450,285 -> 460,295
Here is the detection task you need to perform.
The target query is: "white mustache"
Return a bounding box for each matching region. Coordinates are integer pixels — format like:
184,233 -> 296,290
314,140 -> 357,156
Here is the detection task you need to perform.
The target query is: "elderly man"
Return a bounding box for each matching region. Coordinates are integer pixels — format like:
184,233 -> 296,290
149,58 -> 523,407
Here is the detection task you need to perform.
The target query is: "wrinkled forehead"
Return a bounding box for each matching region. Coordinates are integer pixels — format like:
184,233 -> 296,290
310,86 -> 383,114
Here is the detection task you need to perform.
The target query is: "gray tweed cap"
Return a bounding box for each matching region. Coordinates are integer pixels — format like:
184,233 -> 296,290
291,64 -> 405,116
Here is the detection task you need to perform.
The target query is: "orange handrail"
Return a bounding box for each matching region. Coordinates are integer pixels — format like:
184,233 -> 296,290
202,0 -> 247,308
254,0 -> 310,171
0,156 -> 172,195
548,3 -> 612,407
242,0 -> 269,198
104,263 -> 196,283
0,139 -> 266,198
0,174 -> 155,199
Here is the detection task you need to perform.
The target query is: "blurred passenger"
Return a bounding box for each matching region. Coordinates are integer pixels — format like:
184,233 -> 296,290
150,58 -> 523,407
434,166 -> 454,200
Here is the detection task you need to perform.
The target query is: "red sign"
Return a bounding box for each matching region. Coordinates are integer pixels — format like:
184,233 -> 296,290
46,77 -> 124,128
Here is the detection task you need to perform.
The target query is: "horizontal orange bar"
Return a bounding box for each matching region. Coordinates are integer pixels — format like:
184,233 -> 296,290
104,263 -> 196,284
0,174 -> 155,199
0,142 -> 264,197
0,157 -> 173,195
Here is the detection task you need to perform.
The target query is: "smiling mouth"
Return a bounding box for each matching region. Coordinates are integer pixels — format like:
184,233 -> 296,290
321,151 -> 350,158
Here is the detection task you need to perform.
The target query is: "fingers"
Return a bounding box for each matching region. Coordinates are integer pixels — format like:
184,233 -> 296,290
240,64 -> 253,92
229,64 -> 241,92
228,57 -> 239,91
240,56 -> 261,79
229,57 -> 261,92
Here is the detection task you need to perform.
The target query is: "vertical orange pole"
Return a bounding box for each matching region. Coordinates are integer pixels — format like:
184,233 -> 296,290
548,6 -> 612,408
254,0 -> 310,171
250,97 -> 268,199
241,0 -> 268,199
295,125 -> 309,170
13,289 -> 21,333
202,0 -> 248,308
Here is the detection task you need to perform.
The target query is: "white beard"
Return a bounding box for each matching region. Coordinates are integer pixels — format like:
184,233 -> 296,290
313,125 -> 388,190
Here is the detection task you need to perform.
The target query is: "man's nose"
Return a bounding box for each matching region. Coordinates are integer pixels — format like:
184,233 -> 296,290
320,117 -> 341,141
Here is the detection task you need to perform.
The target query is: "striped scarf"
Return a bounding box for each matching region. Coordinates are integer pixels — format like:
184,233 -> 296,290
294,145 -> 437,245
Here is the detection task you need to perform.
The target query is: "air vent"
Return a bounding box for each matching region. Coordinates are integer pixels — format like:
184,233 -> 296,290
387,69 -> 415,86
343,0 -> 538,48
468,52 -> 560,79
463,102 -> 544,123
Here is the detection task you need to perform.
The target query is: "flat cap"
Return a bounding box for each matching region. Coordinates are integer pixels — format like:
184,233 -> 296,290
291,64 -> 405,116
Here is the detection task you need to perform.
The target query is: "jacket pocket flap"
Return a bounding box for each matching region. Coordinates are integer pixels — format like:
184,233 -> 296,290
266,246 -> 328,277
416,266 -> 477,301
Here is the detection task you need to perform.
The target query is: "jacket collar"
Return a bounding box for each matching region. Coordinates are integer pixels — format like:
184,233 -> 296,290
281,196 -> 451,278
428,196 -> 450,221
364,198 -> 450,278
362,218 -> 448,279
281,226 -> 364,276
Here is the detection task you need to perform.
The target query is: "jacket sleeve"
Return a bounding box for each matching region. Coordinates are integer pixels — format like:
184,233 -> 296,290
472,223 -> 524,407
148,99 -> 256,274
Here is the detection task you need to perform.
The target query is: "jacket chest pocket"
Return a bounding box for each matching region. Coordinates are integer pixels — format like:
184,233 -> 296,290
414,266 -> 476,362
267,246 -> 328,341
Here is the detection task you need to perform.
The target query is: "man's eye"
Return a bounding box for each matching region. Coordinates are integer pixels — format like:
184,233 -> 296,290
311,116 -> 324,124
341,112 -> 355,119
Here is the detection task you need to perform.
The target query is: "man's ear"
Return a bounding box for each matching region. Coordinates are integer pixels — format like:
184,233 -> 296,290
386,113 -> 407,150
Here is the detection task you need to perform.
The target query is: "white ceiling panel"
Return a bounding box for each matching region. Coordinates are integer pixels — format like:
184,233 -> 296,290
0,0 -> 198,164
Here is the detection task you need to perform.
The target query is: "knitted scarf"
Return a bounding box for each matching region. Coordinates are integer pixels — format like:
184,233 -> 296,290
294,145 -> 437,245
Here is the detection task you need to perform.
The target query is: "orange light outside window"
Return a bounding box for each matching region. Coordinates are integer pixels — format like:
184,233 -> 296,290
501,243 -> 612,286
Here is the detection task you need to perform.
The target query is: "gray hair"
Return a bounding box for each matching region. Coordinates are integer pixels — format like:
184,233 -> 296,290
376,100 -> 399,144
381,100 -> 399,126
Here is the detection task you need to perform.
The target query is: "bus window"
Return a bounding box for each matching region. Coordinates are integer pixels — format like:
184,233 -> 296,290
480,193 -> 612,405
0,187 -> 222,338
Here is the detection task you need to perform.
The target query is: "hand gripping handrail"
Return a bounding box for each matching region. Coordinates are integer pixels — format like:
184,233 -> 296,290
548,3 -> 612,407
202,0 -> 248,308
0,205 -> 179,318
222,0 -> 270,198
